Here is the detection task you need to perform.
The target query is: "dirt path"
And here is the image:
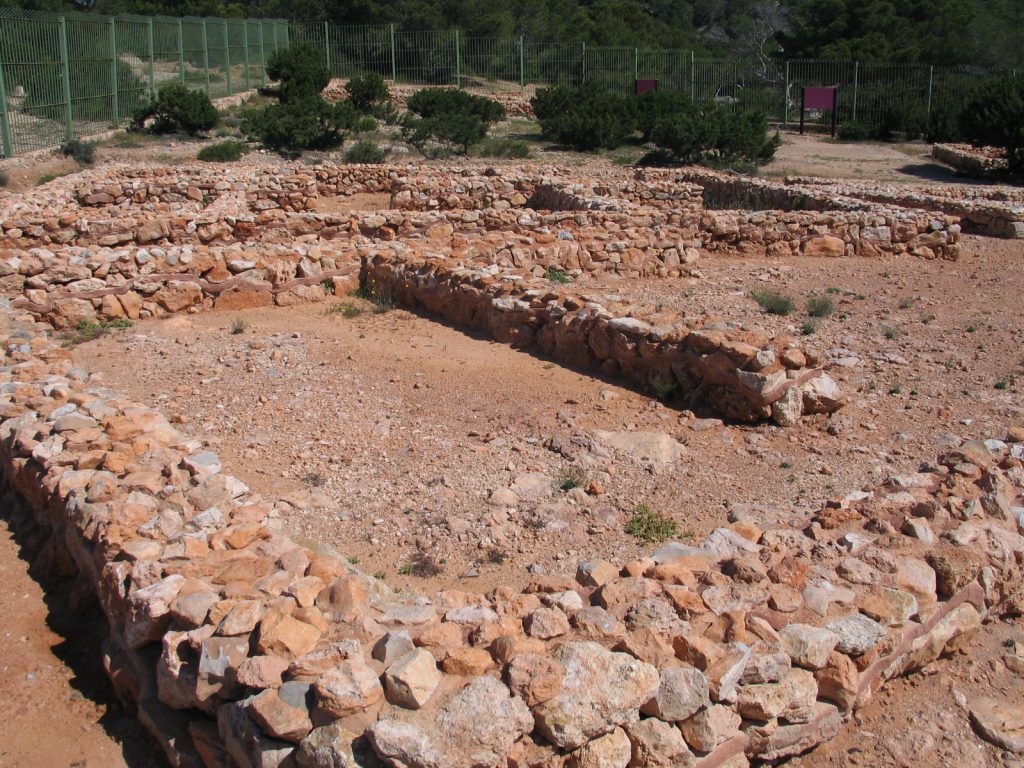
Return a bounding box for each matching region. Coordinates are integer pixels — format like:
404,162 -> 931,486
0,507 -> 166,768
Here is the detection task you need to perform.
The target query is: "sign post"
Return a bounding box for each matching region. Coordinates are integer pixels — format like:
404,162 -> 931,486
800,86 -> 839,137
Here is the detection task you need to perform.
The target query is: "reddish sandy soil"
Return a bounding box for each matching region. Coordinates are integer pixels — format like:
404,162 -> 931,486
0,507 -> 167,768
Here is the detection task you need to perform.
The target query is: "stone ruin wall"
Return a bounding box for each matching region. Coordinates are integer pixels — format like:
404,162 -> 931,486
0,294 -> 1021,768
322,78 -> 537,118
931,144 -> 1010,178
0,161 -> 977,426
0,160 -> 1021,767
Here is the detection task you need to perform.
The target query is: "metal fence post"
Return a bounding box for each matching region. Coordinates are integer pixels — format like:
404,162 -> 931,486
581,42 -> 586,84
455,30 -> 461,86
58,15 -> 74,140
259,22 -> 266,85
926,65 -> 934,116
852,61 -> 859,122
519,36 -> 524,90
224,21 -> 232,94
243,21 -> 250,90
783,59 -> 790,123
390,24 -> 397,82
634,47 -> 638,84
0,61 -> 13,158
109,18 -> 119,126
177,19 -> 185,84
202,20 -> 210,94
689,50 -> 695,100
323,21 -> 330,75
147,18 -> 155,94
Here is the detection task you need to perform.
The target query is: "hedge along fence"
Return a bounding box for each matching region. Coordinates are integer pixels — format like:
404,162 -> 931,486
0,9 -> 290,157
0,8 -> 1012,157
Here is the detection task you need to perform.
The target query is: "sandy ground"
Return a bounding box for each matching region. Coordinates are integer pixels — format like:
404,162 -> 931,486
71,236 -> 1024,597
0,505 -> 166,768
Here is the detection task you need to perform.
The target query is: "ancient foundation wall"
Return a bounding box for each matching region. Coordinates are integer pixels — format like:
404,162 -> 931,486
0,298 -> 1020,768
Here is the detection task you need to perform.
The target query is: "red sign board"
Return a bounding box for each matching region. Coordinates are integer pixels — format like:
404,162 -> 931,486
635,79 -> 658,95
803,86 -> 837,110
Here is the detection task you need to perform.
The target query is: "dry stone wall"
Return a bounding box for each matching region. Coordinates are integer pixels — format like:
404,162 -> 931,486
1,160 -> 1023,767
0,160 -> 985,427
0,297 -> 1021,768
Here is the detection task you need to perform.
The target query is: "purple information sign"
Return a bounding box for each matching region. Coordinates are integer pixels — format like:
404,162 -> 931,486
804,86 -> 837,110
800,86 -> 839,136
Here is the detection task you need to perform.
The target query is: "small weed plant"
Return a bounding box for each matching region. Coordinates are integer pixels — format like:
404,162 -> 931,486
544,266 -> 572,284
805,295 -> 835,318
60,138 -> 97,165
198,140 -> 247,162
750,288 -> 794,316
556,466 -> 589,492
625,503 -> 678,544
63,318 -> 132,345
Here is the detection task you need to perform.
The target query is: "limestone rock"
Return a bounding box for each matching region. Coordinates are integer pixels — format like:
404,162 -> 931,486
314,658 -> 384,718
369,676 -> 533,768
570,727 -> 632,768
295,723 -> 361,768
825,613 -> 886,656
779,624 -> 839,670
534,641 -> 659,750
640,666 -> 709,722
384,649 -> 441,709
970,697 -> 1024,754
625,718 -> 695,768
678,704 -> 741,753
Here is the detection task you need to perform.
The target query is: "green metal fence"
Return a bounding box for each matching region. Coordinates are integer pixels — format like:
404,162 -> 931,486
0,9 -> 1010,157
0,8 -> 288,157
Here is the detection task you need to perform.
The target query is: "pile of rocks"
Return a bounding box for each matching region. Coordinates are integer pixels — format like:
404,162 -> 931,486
0,296 -> 1020,768
322,78 -> 537,117
932,144 -> 1010,176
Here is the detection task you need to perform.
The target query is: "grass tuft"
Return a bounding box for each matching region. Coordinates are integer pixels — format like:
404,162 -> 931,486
625,503 -> 678,544
750,288 -> 794,316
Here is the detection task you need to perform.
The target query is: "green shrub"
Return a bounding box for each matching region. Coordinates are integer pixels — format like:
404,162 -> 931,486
373,101 -> 401,125
544,266 -> 572,284
132,84 -> 219,136
837,121 -> 878,141
267,43 -> 330,104
650,108 -> 720,163
59,138 -> 97,165
806,295 -> 835,318
651,103 -> 779,165
346,72 -> 390,113
345,139 -> 388,164
635,90 -> 693,141
198,140 -> 248,162
925,100 -> 964,143
402,112 -> 488,155
960,73 -> 1024,173
474,138 -> 531,158
533,86 -> 636,151
407,88 -> 506,124
625,503 -> 678,543
355,115 -> 379,133
243,98 -> 358,153
750,288 -> 794,315
531,84 -> 577,122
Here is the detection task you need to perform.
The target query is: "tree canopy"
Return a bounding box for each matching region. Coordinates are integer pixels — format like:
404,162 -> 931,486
4,0 -> 1022,66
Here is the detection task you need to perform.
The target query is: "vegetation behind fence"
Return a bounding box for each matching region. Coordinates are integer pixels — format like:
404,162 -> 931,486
0,8 -> 1009,158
